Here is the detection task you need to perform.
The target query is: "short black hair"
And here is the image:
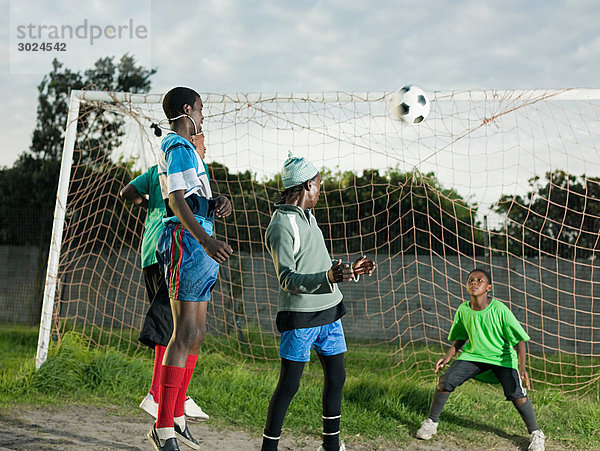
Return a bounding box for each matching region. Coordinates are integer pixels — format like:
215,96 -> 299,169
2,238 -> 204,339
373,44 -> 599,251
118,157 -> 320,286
467,268 -> 492,284
162,87 -> 201,120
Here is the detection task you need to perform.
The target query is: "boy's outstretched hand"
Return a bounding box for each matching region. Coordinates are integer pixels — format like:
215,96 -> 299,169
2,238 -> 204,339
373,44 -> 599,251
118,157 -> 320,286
328,259 -> 354,283
352,255 -> 376,276
214,196 -> 232,218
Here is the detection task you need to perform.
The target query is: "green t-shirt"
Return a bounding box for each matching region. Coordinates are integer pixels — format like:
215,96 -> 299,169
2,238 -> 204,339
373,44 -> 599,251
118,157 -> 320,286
129,165 -> 166,268
449,298 -> 530,377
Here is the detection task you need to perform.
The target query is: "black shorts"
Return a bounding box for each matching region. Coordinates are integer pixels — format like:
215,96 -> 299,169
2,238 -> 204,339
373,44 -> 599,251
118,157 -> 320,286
438,360 -> 527,401
138,263 -> 173,348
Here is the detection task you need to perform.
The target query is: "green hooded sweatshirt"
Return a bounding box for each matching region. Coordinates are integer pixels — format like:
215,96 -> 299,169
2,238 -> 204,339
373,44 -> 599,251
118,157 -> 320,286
265,204 -> 343,313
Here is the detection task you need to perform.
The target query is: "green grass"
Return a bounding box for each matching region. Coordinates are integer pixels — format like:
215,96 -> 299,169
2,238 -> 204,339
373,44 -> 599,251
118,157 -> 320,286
1,324 -> 599,449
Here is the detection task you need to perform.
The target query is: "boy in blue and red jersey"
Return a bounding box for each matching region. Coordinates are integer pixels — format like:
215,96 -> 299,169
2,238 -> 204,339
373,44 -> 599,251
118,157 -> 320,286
148,87 -> 233,451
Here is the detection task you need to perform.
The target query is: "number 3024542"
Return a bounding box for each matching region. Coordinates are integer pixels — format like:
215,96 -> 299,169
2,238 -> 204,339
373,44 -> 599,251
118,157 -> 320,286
17,42 -> 66,52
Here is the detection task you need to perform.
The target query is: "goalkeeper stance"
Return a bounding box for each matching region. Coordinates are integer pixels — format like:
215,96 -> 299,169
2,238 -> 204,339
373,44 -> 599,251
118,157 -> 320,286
416,268 -> 545,451
120,165 -> 209,422
261,152 -> 375,451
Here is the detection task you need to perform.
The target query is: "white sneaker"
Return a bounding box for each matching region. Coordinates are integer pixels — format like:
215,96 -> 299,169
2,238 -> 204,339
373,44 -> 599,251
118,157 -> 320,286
416,418 -> 438,440
139,393 -> 158,418
528,429 -> 545,451
317,440 -> 345,450
140,393 -> 209,422
184,397 -> 210,421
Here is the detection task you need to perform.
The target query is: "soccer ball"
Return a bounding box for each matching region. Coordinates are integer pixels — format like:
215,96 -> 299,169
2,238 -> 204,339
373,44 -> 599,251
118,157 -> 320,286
389,85 -> 430,124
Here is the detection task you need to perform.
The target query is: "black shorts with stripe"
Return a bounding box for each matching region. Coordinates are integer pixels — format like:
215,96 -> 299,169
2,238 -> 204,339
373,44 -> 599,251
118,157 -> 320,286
439,359 -> 527,401
138,263 -> 173,348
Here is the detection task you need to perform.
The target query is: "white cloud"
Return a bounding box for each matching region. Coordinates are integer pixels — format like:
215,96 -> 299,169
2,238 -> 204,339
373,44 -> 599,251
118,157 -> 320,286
1,0 -> 600,170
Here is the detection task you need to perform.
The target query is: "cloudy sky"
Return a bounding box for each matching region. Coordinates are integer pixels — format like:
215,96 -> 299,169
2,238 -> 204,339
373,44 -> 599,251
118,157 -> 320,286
1,0 -> 599,169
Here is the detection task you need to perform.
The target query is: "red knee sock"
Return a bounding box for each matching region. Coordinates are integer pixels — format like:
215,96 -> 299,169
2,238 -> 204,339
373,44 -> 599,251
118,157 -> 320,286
149,345 -> 167,402
174,354 -> 199,417
156,365 -> 186,428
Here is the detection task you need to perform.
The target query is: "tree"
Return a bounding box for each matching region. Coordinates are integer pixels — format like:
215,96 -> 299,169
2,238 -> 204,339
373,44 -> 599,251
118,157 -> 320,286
29,55 -> 155,163
0,55 -> 155,246
208,164 -> 483,256
0,55 -> 156,321
317,168 -> 483,255
493,170 -> 600,258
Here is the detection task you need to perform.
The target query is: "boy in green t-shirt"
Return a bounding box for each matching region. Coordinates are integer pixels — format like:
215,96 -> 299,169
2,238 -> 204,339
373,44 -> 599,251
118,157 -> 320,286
416,268 -> 545,451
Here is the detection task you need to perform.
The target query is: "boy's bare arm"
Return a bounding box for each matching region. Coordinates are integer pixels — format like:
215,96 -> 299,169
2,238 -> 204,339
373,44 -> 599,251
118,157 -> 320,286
451,339 -> 466,354
515,340 -> 531,389
169,190 -> 233,263
435,339 -> 466,373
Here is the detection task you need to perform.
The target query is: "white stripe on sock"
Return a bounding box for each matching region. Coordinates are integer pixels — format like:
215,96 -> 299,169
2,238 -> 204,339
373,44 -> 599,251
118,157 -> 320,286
263,433 -> 281,440
322,414 -> 341,420
322,431 -> 340,436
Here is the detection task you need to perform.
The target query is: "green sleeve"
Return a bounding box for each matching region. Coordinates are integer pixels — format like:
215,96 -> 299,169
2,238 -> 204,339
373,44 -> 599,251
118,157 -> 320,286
130,168 -> 152,196
203,161 -> 210,183
266,225 -> 334,295
448,306 -> 468,341
503,308 -> 530,346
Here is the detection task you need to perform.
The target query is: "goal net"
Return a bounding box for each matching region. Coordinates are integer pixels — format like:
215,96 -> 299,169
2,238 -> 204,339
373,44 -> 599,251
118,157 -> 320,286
37,88 -> 600,392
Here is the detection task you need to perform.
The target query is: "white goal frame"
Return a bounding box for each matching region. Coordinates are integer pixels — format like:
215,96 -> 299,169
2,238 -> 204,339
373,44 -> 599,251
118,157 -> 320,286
35,87 -> 600,369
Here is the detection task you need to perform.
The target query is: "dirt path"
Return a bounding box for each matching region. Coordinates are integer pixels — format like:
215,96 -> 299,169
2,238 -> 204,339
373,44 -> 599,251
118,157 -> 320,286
0,405 -> 559,450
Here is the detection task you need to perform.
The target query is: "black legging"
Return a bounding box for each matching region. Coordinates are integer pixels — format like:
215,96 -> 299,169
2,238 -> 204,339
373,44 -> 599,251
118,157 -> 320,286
319,353 -> 346,420
262,353 -> 346,448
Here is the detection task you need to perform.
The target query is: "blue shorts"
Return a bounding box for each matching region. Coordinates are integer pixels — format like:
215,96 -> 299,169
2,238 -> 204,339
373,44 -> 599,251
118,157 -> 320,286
279,319 -> 347,362
156,222 -> 219,302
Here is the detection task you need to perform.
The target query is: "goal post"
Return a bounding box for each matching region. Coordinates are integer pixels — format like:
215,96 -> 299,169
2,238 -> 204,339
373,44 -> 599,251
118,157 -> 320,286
35,89 -> 164,369
36,88 -> 600,392
35,90 -> 80,369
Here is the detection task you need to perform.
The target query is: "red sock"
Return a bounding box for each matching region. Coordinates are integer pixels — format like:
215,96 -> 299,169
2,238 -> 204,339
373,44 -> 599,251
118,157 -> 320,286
156,365 -> 186,428
174,354 -> 198,417
149,345 -> 166,402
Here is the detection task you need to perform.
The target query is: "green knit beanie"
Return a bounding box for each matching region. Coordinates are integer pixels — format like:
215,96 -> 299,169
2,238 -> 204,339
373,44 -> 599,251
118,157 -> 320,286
281,151 -> 318,189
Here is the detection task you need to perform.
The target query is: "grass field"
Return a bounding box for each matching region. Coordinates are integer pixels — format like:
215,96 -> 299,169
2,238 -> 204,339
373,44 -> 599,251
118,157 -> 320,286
1,324 -> 599,450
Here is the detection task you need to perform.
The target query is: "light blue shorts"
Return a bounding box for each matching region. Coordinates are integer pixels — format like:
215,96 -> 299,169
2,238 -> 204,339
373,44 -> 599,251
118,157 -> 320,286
279,319 -> 347,362
156,222 -> 219,302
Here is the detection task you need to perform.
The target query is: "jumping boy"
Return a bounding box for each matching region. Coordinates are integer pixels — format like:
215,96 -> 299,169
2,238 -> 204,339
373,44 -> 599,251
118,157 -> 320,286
416,268 -> 545,451
120,165 -> 209,422
261,152 -> 376,451
148,87 -> 233,451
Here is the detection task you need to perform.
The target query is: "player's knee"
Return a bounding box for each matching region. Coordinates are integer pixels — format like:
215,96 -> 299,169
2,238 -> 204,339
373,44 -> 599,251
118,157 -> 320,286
195,323 -> 207,346
199,322 -> 207,338
436,372 -> 455,393
279,377 -> 301,398
436,382 -> 452,393
512,396 -> 527,406
279,382 -> 300,400
174,325 -> 199,348
326,367 -> 346,391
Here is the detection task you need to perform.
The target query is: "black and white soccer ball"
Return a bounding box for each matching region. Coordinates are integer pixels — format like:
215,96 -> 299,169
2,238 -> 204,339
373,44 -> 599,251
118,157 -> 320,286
389,85 -> 430,124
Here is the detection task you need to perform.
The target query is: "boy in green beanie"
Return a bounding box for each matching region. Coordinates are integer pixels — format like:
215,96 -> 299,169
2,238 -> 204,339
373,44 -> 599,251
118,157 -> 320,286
261,152 -> 376,451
